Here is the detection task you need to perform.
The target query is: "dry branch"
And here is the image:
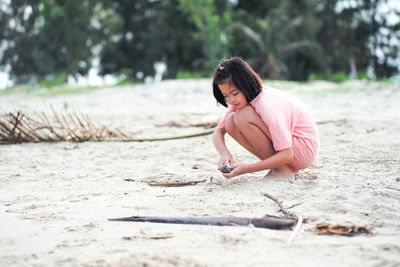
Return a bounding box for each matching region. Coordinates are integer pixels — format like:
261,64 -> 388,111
263,192 -> 298,218
0,110 -> 124,144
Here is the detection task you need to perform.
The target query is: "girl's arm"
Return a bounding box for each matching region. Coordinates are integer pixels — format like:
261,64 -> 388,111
224,147 -> 293,178
212,128 -> 234,168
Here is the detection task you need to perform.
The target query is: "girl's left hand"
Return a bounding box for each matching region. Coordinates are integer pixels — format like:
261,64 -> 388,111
222,163 -> 248,179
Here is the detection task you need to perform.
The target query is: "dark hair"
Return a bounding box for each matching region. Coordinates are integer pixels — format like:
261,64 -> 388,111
212,57 -> 262,107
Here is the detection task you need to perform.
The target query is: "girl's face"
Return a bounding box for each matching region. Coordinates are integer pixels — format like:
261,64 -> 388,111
218,82 -> 248,109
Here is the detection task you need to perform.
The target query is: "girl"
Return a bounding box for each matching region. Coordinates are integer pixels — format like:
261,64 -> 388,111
212,57 -> 319,179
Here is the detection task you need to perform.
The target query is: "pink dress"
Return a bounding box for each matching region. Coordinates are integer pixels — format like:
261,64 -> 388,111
217,86 -> 319,173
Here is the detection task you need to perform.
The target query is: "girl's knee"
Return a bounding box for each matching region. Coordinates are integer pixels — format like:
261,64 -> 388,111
224,112 -> 237,134
234,105 -> 256,127
234,105 -> 271,138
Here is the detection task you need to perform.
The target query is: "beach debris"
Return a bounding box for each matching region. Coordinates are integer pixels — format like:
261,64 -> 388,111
286,202 -> 303,210
127,128 -> 215,142
123,235 -> 174,240
109,215 -> 297,230
0,110 -> 216,144
145,180 -> 206,187
387,186 -> 400,191
287,216 -> 303,245
313,223 -> 372,236
0,109 -> 127,144
263,192 -> 304,244
124,176 -> 206,186
123,229 -> 174,240
263,193 -> 372,238
263,193 -> 299,219
141,173 -> 206,187
123,230 -> 174,240
156,120 -> 218,129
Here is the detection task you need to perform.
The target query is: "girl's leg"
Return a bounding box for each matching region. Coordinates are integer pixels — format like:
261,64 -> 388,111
229,105 -> 275,160
225,105 -> 293,177
224,112 -> 268,160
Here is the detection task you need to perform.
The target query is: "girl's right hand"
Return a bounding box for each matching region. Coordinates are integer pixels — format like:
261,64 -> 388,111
218,152 -> 234,170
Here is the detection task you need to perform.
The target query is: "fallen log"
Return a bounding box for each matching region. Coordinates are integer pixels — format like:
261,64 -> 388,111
109,215 -> 297,230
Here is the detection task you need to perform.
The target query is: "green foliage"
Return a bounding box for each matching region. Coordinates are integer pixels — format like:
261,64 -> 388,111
357,73 -> 374,81
39,73 -> 69,88
357,73 -> 391,83
115,68 -> 134,86
1,0 -> 120,84
1,0 -> 399,85
308,73 -> 324,81
329,72 -> 348,83
176,71 -> 202,79
99,0 -> 205,81
178,0 -> 230,71
379,77 -> 392,83
315,0 -> 370,78
229,0 -> 324,81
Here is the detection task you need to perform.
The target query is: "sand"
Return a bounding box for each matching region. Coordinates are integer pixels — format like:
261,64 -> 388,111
1,79 -> 400,266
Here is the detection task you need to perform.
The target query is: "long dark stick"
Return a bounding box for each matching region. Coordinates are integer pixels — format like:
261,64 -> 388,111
109,215 -> 296,230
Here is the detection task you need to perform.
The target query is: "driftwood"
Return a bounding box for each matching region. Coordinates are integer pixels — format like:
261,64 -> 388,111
263,193 -> 372,238
263,192 -> 304,244
109,215 -> 297,230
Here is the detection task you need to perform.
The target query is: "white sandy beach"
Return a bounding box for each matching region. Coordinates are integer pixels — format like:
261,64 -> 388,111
1,79 -> 400,266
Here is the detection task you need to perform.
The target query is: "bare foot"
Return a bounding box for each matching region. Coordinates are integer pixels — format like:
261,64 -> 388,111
264,165 -> 294,180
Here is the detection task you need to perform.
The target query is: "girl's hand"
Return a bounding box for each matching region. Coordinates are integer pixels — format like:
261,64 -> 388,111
222,163 -> 248,179
218,152 -> 234,171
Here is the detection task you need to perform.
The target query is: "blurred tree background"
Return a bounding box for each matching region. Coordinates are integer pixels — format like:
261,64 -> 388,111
0,0 -> 399,86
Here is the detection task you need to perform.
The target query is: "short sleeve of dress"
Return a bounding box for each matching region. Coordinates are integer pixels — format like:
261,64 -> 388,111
216,105 -> 237,129
267,108 -> 294,151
